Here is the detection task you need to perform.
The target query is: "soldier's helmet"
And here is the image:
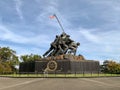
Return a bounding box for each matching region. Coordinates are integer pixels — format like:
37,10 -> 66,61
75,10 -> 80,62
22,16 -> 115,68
61,32 -> 67,37
56,35 -> 59,38
77,42 -> 80,46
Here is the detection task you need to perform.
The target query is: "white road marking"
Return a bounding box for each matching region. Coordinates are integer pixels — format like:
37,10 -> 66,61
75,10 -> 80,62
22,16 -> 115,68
83,78 -> 120,88
0,78 -> 45,90
0,77 -> 11,79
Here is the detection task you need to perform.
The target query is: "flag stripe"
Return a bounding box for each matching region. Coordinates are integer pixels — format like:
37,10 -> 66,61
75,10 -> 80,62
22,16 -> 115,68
49,15 -> 55,19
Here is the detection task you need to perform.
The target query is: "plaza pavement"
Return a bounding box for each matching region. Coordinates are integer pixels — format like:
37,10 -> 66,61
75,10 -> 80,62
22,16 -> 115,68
0,77 -> 120,90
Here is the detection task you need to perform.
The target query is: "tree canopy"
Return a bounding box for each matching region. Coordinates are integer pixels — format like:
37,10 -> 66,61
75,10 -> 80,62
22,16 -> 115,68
20,54 -> 42,62
0,47 -> 19,73
0,47 -> 42,73
101,60 -> 120,74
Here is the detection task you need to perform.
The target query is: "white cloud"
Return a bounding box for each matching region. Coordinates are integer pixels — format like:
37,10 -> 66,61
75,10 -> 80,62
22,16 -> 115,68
99,30 -> 120,54
100,30 -> 120,45
0,24 -> 28,43
89,0 -> 120,23
79,28 -> 100,43
14,0 -> 24,20
0,24 -> 50,46
66,26 -> 120,59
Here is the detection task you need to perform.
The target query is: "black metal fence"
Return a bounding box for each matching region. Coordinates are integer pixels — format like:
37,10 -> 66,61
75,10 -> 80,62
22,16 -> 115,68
0,71 -> 120,78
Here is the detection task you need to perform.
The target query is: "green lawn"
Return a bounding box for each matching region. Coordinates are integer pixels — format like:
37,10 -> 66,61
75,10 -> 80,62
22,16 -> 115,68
0,73 -> 120,78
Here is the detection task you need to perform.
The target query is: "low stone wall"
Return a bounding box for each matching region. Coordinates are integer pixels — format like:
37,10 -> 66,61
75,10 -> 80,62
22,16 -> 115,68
19,57 -> 99,74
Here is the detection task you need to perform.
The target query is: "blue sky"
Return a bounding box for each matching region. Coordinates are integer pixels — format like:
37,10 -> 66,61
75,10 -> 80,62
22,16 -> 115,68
0,0 -> 120,63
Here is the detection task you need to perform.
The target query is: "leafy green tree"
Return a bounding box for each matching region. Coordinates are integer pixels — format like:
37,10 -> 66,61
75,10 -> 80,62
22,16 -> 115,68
0,47 -> 19,72
101,60 -> 120,74
101,60 -> 109,73
116,64 -> 120,74
0,62 -> 12,72
20,54 -> 41,62
107,61 -> 120,74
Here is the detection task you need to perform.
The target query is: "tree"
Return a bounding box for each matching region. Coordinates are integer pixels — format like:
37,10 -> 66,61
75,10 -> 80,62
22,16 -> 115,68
20,54 -> 41,62
101,60 -> 120,74
107,61 -> 120,74
101,60 -> 109,73
0,47 -> 19,72
116,64 -> 120,74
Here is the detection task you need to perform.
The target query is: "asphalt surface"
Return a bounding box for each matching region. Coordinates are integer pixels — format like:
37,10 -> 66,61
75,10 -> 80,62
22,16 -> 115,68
0,77 -> 120,90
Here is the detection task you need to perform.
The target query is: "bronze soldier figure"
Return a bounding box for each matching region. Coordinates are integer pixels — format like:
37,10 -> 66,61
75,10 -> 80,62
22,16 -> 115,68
43,35 -> 59,57
68,42 -> 80,55
43,32 -> 80,57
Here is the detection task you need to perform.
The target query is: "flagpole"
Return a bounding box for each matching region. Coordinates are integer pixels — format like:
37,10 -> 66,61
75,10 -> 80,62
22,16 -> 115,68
54,14 -> 65,32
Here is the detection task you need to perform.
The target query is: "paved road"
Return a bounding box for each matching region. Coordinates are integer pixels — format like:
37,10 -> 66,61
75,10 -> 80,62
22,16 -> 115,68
0,77 -> 120,90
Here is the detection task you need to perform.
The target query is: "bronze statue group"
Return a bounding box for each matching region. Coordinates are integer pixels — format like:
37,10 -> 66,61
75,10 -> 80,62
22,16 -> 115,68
43,32 -> 80,57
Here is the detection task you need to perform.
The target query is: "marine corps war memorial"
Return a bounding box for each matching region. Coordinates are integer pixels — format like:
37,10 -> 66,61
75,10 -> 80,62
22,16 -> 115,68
19,15 -> 100,74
